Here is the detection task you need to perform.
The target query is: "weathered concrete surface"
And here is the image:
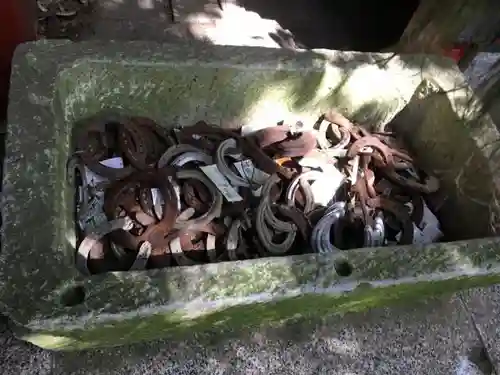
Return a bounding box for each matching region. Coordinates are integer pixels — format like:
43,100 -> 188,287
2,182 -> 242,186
0,295 -> 492,374
3,40 -> 500,350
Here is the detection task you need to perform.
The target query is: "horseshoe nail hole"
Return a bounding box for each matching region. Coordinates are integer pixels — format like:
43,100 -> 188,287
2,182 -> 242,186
334,259 -> 353,277
60,285 -> 86,307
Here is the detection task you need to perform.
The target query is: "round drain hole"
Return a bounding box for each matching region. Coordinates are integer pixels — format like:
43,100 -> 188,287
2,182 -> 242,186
334,259 -> 353,277
60,285 -> 86,307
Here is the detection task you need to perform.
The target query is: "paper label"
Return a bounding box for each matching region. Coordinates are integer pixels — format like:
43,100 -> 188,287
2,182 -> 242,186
206,234 -> 217,262
419,203 -> 440,229
234,159 -> 270,184
200,164 -> 243,202
418,203 -> 443,242
395,222 -> 440,245
84,157 -> 124,188
299,152 -> 345,206
299,151 -> 337,171
130,241 -> 151,270
79,158 -> 124,233
233,159 -> 270,197
395,224 -> 421,244
310,170 -> 345,207
79,196 -> 108,233
150,188 -> 165,218
411,224 -> 428,244
421,225 -> 443,243
169,237 -> 183,254
151,188 -> 162,205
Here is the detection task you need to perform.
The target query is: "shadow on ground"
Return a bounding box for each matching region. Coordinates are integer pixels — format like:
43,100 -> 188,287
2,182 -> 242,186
39,0 -> 420,51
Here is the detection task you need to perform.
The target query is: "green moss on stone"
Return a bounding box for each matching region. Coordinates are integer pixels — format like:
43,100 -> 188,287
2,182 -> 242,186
18,273 -> 500,350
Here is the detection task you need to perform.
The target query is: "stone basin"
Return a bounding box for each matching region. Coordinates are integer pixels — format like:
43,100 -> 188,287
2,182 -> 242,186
2,40 -> 500,351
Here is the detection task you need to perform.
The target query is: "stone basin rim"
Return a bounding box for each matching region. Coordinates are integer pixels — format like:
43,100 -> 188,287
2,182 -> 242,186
1,40 -> 498,350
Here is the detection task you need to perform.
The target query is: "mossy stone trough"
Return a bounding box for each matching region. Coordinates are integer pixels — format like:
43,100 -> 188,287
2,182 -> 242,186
2,40 -> 500,351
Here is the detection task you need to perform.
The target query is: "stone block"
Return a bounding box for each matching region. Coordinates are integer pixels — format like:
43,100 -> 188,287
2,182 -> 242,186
2,40 -> 500,350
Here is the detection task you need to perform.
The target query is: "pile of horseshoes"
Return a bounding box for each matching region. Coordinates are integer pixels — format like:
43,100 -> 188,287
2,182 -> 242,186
68,109 -> 442,275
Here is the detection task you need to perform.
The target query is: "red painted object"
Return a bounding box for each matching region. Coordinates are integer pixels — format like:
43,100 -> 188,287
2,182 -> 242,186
443,43 -> 468,62
0,1 -> 36,120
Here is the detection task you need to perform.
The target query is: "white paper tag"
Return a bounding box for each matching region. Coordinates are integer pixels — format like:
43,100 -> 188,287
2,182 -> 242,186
395,222 -> 440,245
299,151 -> 334,171
146,188 -> 164,218
233,159 -> 270,184
79,158 -> 123,233
418,203 -> 443,242
300,150 -> 344,175
84,157 -> 124,188
170,237 -> 183,254
79,196 -> 108,233
130,241 -> 151,270
395,224 -> 420,244
150,188 -> 165,206
200,164 -> 243,202
411,224 -> 428,244
419,203 -> 440,229
233,159 -> 270,197
310,170 -> 345,207
206,234 -> 217,262
299,152 -> 345,206
420,222 -> 443,243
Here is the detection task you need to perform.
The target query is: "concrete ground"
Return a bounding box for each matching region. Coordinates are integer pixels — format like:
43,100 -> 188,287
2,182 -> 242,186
5,0 -> 499,373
